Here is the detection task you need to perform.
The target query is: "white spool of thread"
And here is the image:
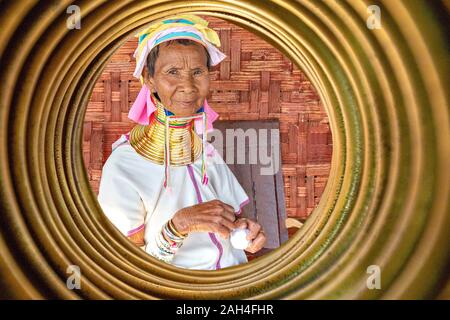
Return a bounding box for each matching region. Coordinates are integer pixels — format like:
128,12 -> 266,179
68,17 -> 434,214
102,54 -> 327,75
230,228 -> 250,250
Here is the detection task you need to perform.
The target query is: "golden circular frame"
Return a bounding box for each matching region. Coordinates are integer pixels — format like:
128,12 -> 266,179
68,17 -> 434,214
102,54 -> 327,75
0,1 -> 448,299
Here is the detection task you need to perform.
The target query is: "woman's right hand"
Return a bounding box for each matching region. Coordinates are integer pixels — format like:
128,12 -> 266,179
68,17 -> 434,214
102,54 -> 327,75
171,200 -> 237,239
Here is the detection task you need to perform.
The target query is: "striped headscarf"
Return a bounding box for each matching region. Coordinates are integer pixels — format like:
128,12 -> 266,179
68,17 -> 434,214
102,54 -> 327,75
133,14 -> 226,84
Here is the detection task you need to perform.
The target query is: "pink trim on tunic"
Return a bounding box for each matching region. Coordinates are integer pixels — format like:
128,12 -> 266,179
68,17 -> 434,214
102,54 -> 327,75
235,198 -> 250,216
126,223 -> 145,237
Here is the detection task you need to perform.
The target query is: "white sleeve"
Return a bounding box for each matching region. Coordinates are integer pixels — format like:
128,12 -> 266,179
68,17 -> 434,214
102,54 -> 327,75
207,148 -> 250,216
97,147 -> 147,237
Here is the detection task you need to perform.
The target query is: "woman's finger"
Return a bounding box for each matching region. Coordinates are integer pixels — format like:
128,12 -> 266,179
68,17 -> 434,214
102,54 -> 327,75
246,220 -> 262,241
220,210 -> 237,223
212,223 -> 232,239
245,232 -> 266,253
207,199 -> 233,212
221,218 -> 237,231
219,202 -> 236,216
205,215 -> 236,232
209,201 -> 236,223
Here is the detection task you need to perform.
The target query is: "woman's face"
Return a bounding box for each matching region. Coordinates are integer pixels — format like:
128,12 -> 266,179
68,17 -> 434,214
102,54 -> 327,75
145,41 -> 210,117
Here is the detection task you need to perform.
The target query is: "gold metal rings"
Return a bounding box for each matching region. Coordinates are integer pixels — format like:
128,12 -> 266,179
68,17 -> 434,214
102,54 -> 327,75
0,1 -> 448,299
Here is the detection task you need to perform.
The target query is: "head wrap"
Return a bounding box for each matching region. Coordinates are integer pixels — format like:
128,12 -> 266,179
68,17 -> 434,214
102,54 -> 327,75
128,14 -> 224,134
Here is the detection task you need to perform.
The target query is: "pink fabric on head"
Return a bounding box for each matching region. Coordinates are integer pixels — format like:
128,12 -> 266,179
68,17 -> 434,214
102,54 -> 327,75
127,85 -> 219,133
194,99 -> 219,134
128,86 -> 156,125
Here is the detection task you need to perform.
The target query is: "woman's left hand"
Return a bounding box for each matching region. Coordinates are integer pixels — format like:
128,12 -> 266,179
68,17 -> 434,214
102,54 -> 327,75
234,218 -> 266,253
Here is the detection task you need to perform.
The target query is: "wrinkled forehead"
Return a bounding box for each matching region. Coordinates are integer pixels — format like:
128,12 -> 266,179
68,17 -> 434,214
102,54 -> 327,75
155,40 -> 210,66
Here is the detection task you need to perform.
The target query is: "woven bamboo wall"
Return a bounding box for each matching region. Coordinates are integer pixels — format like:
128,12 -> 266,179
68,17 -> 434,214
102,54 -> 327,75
83,16 -> 332,222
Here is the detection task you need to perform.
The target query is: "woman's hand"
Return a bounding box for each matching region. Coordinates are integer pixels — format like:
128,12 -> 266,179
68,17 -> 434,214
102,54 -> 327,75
171,200 -> 237,239
234,218 -> 266,253
128,229 -> 145,247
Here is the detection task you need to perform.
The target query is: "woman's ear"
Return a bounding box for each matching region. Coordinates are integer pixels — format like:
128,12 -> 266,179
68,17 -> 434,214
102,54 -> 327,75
142,67 -> 155,93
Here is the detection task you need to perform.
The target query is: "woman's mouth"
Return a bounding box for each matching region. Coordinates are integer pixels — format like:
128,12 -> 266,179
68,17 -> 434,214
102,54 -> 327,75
179,101 -> 195,106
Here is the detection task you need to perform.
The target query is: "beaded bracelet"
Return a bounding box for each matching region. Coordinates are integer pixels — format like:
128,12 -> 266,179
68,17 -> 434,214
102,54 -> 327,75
153,248 -> 173,263
156,224 -> 182,254
163,224 -> 184,247
157,231 -> 175,252
154,219 -> 187,262
156,234 -> 175,260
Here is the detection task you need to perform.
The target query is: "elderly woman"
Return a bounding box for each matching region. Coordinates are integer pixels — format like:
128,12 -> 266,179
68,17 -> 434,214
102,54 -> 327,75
97,15 -> 266,270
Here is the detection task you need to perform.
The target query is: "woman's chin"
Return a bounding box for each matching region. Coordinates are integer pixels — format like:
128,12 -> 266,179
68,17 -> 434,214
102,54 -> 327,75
171,106 -> 200,117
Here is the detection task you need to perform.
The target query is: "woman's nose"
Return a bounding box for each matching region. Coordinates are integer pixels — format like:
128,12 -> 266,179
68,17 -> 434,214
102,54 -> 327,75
179,74 -> 196,93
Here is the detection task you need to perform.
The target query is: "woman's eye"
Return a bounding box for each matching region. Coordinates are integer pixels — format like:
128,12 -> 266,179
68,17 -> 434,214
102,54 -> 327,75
193,69 -> 203,76
168,69 -> 178,75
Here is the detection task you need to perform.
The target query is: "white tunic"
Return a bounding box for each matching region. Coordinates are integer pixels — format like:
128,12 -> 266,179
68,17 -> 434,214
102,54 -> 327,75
97,135 -> 250,270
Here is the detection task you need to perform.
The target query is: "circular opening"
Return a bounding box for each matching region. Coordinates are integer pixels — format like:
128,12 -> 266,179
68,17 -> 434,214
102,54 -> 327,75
83,15 -> 333,267
69,6 -> 349,299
